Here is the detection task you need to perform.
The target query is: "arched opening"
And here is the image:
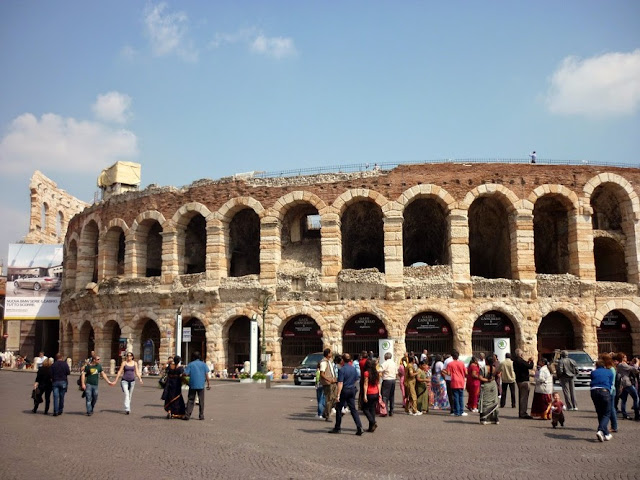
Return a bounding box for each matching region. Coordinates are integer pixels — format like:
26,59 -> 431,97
227,316 -> 260,373
62,322 -> 74,358
341,201 -> 384,272
184,214 -> 206,274
281,204 -> 321,269
56,211 -> 64,238
65,240 -> 78,291
598,310 -> 633,355
281,315 -> 323,374
140,319 -> 160,365
79,321 -> 95,362
104,321 -> 122,365
342,313 -> 387,357
104,227 -> 126,278
472,311 -> 515,358
229,209 -> 260,277
146,221 -> 163,277
182,318 -> 207,362
77,221 -> 99,286
593,237 -> 627,282
469,196 -> 512,279
403,198 -> 448,266
41,202 -> 48,231
534,196 -> 570,274
591,186 -> 622,231
405,312 -> 453,356
537,312 -> 576,361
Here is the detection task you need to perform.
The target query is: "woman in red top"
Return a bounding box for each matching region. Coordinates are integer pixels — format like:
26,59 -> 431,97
466,356 -> 481,413
362,358 -> 380,432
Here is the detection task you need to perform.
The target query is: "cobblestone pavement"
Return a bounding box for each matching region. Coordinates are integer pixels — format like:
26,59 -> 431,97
1,370 -> 638,480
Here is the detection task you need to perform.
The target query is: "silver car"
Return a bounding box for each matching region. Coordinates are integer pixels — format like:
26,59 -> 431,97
14,276 -> 61,291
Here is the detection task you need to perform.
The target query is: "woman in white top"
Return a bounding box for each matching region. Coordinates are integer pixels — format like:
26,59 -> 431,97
530,358 -> 553,419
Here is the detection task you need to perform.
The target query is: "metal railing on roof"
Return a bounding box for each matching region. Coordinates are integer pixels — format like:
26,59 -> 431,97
254,158 -> 638,179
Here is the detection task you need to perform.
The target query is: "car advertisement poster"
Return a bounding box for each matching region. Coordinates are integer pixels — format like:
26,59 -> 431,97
5,244 -> 63,320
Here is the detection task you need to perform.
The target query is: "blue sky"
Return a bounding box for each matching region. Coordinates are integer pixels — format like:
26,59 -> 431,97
1,1 -> 639,269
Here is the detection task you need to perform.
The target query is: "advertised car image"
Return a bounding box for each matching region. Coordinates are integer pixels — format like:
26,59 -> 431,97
293,352 -> 324,385
13,276 -> 61,291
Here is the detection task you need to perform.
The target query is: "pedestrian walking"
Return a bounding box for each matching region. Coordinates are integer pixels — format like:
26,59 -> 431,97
183,351 -> 210,421
379,352 -> 397,416
80,354 -> 114,416
319,348 -> 337,422
32,358 -> 53,414
550,392 -> 565,428
590,356 -> 614,442
315,361 -> 325,419
557,350 -> 579,410
50,353 -> 70,417
479,354 -> 499,425
162,355 -> 186,419
362,358 -> 380,432
329,353 -> 363,435
111,352 -> 144,414
497,352 -> 517,408
466,356 -> 480,413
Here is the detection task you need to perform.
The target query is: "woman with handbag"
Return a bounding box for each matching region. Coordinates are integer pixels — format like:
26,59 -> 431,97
32,358 -> 53,414
162,355 -> 186,419
362,358 -> 380,432
111,352 -> 144,414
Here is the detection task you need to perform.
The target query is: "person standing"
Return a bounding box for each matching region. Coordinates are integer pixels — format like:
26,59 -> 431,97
379,352 -> 397,416
319,348 -> 337,422
35,351 -> 48,369
466,356 -> 481,413
529,151 -> 537,164
442,353 -> 454,413
498,352 -> 516,408
329,353 -> 363,435
615,353 -> 640,421
183,351 -> 211,421
80,354 -> 114,416
430,355 -> 450,411
50,353 -> 70,417
590,356 -> 614,442
443,350 -> 468,417
415,360 -> 431,414
530,358 -> 553,419
514,349 -> 534,419
478,355 -> 499,425
111,352 -> 144,414
404,357 -> 420,415
362,358 -> 380,432
162,355 -> 186,419
550,392 -> 565,429
557,350 -> 579,410
32,358 -> 53,414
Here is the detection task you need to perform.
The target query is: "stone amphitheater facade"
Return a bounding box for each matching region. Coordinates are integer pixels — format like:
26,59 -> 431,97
59,163 -> 640,375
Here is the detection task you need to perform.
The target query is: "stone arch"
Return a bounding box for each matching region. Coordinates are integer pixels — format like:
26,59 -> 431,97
221,307 -> 263,373
332,188 -> 390,217
101,218 -> 129,278
275,306 -> 329,339
527,185 -> 580,212
464,185 -> 519,279
472,302 -> 524,350
64,233 -> 80,291
276,308 -> 327,374
397,184 -> 456,212
130,210 -> 166,278
272,191 -> 328,222
171,202 -> 211,275
404,305 -> 457,356
399,185 -> 454,267
594,300 -> 640,331
274,193 -> 325,272
216,197 -> 265,222
585,173 -> 640,283
131,315 -> 161,364
77,217 -> 100,286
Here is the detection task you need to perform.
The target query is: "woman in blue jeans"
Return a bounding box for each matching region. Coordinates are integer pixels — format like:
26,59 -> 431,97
590,357 -> 614,442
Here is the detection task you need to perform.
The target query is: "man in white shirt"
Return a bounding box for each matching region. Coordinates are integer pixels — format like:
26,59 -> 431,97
380,352 -> 398,416
35,352 -> 48,369
419,349 -> 428,363
477,352 -> 486,369
443,353 -> 454,413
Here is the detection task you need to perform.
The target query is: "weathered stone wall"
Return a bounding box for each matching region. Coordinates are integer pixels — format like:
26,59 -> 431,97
24,171 -> 89,244
59,163 -> 640,374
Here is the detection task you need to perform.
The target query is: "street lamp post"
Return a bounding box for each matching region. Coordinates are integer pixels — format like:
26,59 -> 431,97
259,295 -> 271,373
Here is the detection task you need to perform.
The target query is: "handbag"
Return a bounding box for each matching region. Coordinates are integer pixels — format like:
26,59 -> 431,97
375,395 -> 388,416
158,374 -> 167,388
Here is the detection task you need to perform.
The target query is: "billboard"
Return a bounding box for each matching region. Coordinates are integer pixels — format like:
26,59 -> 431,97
5,244 -> 63,320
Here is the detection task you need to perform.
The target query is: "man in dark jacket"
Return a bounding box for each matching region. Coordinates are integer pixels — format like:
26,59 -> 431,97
50,353 -> 70,416
514,348 -> 534,419
557,350 -> 579,410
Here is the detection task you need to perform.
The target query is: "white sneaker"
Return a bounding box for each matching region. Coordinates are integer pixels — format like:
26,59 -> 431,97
331,408 -> 336,414
461,412 -> 469,416
604,434 -> 613,441
316,415 -> 324,419
414,411 -> 423,416
596,431 -> 604,442
450,413 -> 456,416
472,408 -> 479,413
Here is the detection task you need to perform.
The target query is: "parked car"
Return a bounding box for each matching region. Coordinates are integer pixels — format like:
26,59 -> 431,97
293,352 -> 324,386
550,350 -> 595,385
13,276 -> 61,291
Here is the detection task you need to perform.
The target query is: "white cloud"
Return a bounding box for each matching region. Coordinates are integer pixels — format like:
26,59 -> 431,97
545,49 -> 640,116
250,34 -> 297,59
209,28 -> 257,49
0,113 -> 138,175
92,92 -> 132,124
144,2 -> 198,62
120,45 -> 137,60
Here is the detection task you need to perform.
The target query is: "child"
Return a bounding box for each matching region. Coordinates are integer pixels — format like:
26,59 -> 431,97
550,392 -> 565,428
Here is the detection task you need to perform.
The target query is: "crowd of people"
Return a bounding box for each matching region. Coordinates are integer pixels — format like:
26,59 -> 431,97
28,350 -> 211,420
313,347 -> 640,439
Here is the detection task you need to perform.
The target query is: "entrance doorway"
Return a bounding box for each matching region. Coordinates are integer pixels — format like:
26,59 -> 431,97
342,313 -> 387,358
281,316 -> 323,374
405,312 -> 453,357
472,311 -> 515,358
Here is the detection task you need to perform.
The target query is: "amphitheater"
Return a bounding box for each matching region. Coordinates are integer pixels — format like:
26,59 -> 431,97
58,162 -> 640,375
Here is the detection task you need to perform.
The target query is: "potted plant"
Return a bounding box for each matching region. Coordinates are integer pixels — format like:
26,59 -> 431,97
238,372 -> 252,383
252,372 -> 267,383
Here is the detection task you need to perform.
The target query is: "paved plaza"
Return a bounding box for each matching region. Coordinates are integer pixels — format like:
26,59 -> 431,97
0,370 -> 638,479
